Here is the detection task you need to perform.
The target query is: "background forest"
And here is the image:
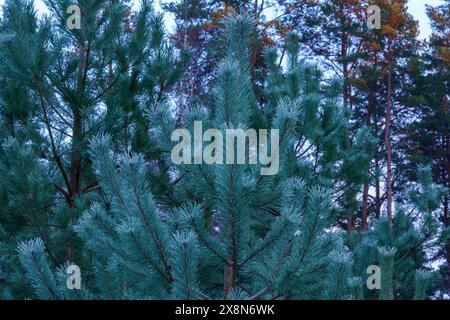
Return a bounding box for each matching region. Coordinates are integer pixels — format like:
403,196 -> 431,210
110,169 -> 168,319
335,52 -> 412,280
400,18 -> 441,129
0,0 -> 448,300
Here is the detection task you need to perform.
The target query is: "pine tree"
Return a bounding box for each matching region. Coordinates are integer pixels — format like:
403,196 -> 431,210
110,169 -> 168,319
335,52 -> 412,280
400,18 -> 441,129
9,13 -> 375,300
401,0 -> 449,295
351,0 -> 420,229
162,0 -> 282,110
350,165 -> 447,300
277,0 -> 371,111
0,2 -> 447,301
0,0 -> 187,299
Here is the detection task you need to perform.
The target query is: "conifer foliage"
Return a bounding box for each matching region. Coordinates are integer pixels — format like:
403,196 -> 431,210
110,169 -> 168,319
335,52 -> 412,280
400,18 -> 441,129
0,0 -> 448,300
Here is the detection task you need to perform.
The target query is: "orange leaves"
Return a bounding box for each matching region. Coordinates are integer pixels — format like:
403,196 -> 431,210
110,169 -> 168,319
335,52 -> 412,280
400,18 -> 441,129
211,4 -> 236,21
430,10 -> 448,27
388,2 -> 406,26
438,46 -> 450,67
265,19 -> 281,28
380,1 -> 407,39
202,21 -> 215,31
274,23 -> 293,38
426,3 -> 449,65
261,29 -> 276,48
370,40 -> 381,52
382,25 -> 397,38
206,5 -> 238,31
211,10 -> 224,21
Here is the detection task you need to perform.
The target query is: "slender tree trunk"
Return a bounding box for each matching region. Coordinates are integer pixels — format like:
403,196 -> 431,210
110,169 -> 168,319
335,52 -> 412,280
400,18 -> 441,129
347,215 -> 354,232
224,177 -> 238,297
444,126 -> 450,293
340,1 -> 349,110
340,1 -> 358,232
361,89 -> 375,231
385,38 -> 394,227
361,183 -> 369,231
69,109 -> 82,202
444,194 -> 450,294
69,45 -> 87,205
375,165 -> 381,218
373,109 -> 382,219
224,260 -> 237,297
339,1 -> 353,231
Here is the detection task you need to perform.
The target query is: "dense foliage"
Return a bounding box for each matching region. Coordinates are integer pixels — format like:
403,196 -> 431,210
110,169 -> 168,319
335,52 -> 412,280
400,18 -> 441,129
0,0 -> 448,300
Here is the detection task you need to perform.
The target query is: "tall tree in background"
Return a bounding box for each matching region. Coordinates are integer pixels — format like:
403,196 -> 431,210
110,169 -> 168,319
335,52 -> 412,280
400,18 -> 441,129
161,0 -> 216,109
381,0 -> 407,227
350,0 -> 420,230
400,0 -> 449,294
163,0 -> 283,110
426,0 -> 450,294
277,0 -> 369,111
277,0 -> 386,232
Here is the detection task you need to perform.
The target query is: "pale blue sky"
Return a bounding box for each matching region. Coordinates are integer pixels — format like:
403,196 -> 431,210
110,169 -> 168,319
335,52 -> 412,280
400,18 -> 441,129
0,0 -> 445,40
407,0 -> 444,39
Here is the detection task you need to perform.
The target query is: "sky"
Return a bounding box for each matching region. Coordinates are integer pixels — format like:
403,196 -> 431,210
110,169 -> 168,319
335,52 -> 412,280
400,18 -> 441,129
0,0 -> 445,40
407,0 -> 444,39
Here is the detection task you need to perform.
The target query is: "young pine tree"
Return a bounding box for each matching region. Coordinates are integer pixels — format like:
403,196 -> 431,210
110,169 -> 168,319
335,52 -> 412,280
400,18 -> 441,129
12,13 -> 375,300
0,0 -> 187,299
351,165 -> 447,300
3,9 -> 445,301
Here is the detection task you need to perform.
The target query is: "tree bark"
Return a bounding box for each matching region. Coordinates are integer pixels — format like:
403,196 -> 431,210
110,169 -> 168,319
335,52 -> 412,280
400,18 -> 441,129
374,110 -> 381,219
69,44 -> 87,205
340,1 -> 349,110
223,260 -> 237,298
444,124 -> 450,293
361,183 -> 369,231
444,194 -> 450,294
69,109 -> 82,199
361,89 -> 376,231
347,215 -> 354,232
385,38 -> 394,228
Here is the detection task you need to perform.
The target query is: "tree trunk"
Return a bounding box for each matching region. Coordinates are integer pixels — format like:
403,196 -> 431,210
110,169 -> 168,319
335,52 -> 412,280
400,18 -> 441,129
69,44 -> 87,205
374,110 -> 381,219
224,260 -> 237,297
340,1 -> 349,110
347,215 -> 354,232
444,195 -> 450,294
385,38 -> 394,228
361,183 -> 369,231
361,89 -> 375,231
444,126 -> 450,293
69,109 -> 82,201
